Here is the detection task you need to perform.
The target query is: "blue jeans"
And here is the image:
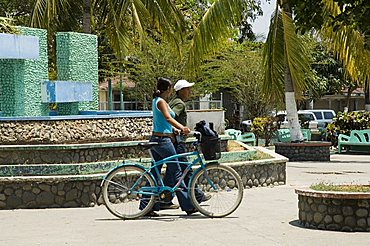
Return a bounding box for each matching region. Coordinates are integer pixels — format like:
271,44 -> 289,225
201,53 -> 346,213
139,135 -> 194,211
175,135 -> 204,203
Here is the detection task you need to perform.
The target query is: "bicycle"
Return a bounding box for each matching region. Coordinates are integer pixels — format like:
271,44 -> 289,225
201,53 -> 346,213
101,132 -> 243,219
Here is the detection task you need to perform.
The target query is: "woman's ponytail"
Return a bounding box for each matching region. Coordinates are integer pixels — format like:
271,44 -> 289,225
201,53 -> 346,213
152,77 -> 172,98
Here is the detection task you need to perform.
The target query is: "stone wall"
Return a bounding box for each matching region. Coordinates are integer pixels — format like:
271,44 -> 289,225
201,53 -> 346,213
0,139 -> 228,165
275,142 -> 331,161
297,195 -> 370,232
0,157 -> 286,209
0,117 -> 152,145
233,162 -> 286,187
0,179 -> 102,209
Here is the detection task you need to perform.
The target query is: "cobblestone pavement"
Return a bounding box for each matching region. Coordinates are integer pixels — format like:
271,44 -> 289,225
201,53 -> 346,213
1,154 -> 370,246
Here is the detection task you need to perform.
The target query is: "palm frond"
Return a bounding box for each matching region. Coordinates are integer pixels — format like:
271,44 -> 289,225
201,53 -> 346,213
102,0 -> 132,58
143,0 -> 185,56
262,5 -> 313,103
321,0 -> 370,86
187,0 -> 246,75
0,17 -> 20,34
31,0 -> 72,28
281,11 -> 313,96
262,5 -> 285,102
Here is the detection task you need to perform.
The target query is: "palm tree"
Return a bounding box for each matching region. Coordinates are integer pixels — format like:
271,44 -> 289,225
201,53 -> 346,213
262,1 -> 313,142
319,0 -> 370,89
187,0 -> 312,142
187,0 -> 370,142
31,0 -> 185,58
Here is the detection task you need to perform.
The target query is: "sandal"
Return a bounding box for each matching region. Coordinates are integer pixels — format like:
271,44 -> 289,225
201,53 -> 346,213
144,211 -> 159,217
185,208 -> 198,215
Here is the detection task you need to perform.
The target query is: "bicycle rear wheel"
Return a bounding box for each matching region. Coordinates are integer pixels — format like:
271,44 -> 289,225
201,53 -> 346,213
102,164 -> 156,219
189,163 -> 243,218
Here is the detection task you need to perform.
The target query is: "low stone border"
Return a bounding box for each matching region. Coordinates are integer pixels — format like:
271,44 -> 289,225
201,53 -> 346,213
0,144 -> 287,209
296,188 -> 370,232
0,116 -> 152,145
275,142 -> 331,161
0,137 -> 228,166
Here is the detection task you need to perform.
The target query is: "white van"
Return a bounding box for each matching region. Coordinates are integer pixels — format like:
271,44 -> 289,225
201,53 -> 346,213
276,111 -> 318,129
303,110 -> 336,128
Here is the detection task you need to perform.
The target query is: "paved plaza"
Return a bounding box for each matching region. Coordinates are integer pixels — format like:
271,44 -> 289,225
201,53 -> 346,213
1,154 -> 370,246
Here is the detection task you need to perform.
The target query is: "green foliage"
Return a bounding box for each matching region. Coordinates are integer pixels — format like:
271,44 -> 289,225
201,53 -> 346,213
187,0 -> 248,75
326,111 -> 370,146
251,117 -> 278,146
311,182 -> 370,193
286,0 -> 370,87
306,38 -> 353,99
31,0 -> 185,59
196,41 -> 277,119
287,0 -> 370,48
0,17 -> 19,34
262,5 -> 314,104
121,39 -> 188,101
0,0 -> 35,26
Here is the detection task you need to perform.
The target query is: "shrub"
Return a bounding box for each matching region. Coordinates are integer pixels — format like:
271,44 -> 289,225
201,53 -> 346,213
251,116 -> 278,146
326,111 -> 370,146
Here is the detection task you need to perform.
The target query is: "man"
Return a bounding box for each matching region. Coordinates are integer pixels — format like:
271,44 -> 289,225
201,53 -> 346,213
169,80 -> 194,181
165,80 -> 210,209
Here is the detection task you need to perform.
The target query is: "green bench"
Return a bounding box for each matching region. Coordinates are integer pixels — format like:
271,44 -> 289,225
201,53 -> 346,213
225,129 -> 255,145
338,130 -> 370,153
276,129 -> 311,143
237,132 -> 256,146
225,129 -> 242,140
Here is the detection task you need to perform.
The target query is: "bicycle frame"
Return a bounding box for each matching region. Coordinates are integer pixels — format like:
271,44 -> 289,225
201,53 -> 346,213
102,145 -> 216,198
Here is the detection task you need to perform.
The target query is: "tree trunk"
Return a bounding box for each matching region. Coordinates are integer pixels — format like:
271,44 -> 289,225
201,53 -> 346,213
83,0 -> 91,33
282,4 -> 303,143
285,68 -> 303,142
365,81 -> 370,111
345,86 -> 354,111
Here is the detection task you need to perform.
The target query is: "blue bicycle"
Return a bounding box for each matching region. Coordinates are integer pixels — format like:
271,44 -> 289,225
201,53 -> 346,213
101,132 -> 243,219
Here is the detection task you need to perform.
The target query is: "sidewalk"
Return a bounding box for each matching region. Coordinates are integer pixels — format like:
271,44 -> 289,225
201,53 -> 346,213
0,154 -> 369,246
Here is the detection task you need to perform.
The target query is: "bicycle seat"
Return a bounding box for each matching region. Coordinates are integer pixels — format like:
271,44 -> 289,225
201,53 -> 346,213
138,142 -> 159,149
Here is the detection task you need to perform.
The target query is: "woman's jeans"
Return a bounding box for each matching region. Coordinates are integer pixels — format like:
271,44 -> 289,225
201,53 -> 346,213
175,135 -> 205,203
139,135 -> 194,211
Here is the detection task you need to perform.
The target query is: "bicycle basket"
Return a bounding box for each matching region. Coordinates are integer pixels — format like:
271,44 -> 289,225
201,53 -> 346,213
200,136 -> 221,160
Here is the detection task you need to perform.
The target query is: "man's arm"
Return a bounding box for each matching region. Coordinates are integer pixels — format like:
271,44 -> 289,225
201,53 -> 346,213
171,102 -> 185,117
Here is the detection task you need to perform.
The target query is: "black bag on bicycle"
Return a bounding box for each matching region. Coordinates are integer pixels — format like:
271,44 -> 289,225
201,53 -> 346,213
195,120 -> 221,160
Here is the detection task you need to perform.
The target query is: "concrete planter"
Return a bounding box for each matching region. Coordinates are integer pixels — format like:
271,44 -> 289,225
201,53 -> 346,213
296,187 -> 370,232
275,141 -> 331,161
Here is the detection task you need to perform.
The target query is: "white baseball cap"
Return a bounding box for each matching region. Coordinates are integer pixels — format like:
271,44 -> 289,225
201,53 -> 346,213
174,80 -> 195,91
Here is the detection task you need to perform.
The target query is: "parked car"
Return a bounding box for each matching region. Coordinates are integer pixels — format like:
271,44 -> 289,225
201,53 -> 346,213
302,109 -> 336,128
276,111 -> 318,129
240,120 -> 252,132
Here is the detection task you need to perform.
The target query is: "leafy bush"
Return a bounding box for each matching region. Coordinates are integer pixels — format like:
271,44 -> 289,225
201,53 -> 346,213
0,17 -> 19,34
251,117 -> 278,147
326,111 -> 370,146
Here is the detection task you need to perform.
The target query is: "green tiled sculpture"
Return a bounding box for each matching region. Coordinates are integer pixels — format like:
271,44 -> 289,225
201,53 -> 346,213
0,28 -> 98,116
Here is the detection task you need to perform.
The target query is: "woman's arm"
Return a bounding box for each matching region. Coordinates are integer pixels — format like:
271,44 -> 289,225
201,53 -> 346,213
157,99 -> 190,134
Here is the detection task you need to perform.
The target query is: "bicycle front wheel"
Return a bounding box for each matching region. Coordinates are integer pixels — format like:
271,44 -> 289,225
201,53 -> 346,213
102,164 -> 156,219
189,164 -> 243,218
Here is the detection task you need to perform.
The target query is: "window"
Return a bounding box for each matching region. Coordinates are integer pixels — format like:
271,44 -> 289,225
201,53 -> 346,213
299,113 -> 315,121
313,112 -> 323,120
324,112 -> 334,119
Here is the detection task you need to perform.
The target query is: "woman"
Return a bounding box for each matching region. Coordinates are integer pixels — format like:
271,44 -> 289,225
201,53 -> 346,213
141,77 -> 196,217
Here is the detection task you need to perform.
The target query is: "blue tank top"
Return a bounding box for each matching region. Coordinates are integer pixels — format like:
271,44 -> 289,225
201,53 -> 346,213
152,97 -> 175,134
